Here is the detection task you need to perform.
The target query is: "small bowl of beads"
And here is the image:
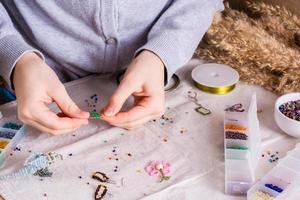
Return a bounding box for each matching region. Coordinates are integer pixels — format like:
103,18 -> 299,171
275,93 -> 300,137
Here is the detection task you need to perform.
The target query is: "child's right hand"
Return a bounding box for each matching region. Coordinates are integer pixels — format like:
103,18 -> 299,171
13,52 -> 89,134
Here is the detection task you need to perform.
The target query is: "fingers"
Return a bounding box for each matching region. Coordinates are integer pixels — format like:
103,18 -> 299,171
108,114 -> 160,130
103,79 -> 137,117
18,101 -> 88,135
33,107 -> 88,130
102,96 -> 164,129
25,119 -> 77,135
51,85 -> 89,119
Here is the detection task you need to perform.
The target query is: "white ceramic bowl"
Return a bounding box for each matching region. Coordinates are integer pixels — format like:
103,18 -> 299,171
274,93 -> 300,138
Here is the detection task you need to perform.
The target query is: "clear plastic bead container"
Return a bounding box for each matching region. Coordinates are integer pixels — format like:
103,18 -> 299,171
224,94 -> 261,195
247,146 -> 300,199
0,117 -> 25,167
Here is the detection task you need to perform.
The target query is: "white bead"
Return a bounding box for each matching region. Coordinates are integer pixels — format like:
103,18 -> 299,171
156,164 -> 164,170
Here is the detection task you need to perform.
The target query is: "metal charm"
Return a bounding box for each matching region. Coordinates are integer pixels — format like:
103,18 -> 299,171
95,184 -> 108,200
92,172 -> 116,184
188,91 -> 211,115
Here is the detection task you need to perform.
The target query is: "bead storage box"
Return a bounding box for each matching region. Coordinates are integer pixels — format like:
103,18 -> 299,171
247,144 -> 300,200
224,93 -> 261,195
0,116 -> 25,167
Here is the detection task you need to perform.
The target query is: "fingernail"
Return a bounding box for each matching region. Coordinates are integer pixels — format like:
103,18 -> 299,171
104,107 -> 114,116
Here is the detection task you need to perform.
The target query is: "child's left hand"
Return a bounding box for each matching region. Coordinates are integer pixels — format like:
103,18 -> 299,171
101,50 -> 165,129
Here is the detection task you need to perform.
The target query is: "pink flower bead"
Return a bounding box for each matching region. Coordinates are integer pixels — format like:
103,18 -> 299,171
145,160 -> 171,177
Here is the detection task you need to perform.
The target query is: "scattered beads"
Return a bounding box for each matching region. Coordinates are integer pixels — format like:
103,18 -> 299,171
150,114 -> 174,125
265,183 -> 283,193
108,147 -> 119,162
14,147 -> 21,151
279,100 -> 300,121
179,127 -> 188,134
2,122 -> 22,130
262,150 -> 279,163
114,166 -> 118,172
85,94 -> 99,112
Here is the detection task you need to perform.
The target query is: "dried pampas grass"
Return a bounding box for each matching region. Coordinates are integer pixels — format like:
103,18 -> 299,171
195,1 -> 300,94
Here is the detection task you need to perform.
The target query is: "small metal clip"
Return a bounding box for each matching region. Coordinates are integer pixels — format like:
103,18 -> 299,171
188,91 -> 211,115
95,184 -> 108,200
92,172 -> 116,184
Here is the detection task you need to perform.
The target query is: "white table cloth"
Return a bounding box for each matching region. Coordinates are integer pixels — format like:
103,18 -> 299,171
0,59 -> 299,200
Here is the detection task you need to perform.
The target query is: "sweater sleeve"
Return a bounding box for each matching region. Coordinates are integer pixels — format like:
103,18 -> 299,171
135,0 -> 224,82
0,3 -> 44,88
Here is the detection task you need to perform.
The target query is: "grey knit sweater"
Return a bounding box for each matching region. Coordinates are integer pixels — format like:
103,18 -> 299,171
0,0 -> 224,87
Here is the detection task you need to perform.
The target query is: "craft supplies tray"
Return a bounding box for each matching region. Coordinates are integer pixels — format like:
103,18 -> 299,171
247,145 -> 300,200
224,93 -> 261,195
0,117 -> 25,167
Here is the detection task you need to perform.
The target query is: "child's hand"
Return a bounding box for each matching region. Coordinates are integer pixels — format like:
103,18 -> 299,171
101,50 -> 165,129
13,52 -> 89,134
